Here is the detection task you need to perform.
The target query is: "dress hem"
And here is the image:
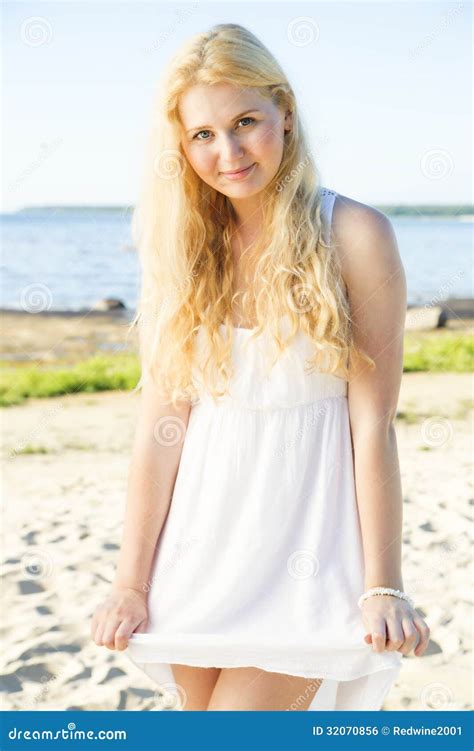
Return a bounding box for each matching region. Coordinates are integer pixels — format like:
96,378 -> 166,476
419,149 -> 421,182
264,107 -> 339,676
126,634 -> 402,683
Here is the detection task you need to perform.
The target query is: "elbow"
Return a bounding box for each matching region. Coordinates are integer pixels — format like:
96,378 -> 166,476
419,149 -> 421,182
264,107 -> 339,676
350,410 -> 398,445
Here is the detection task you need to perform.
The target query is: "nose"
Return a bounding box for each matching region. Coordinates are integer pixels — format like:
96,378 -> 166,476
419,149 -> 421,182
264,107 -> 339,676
219,133 -> 244,167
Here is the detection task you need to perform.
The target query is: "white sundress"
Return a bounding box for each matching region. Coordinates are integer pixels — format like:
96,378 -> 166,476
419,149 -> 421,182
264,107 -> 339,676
126,187 -> 403,710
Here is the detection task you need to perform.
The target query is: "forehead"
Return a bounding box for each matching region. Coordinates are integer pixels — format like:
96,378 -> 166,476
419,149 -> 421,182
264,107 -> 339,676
178,82 -> 273,129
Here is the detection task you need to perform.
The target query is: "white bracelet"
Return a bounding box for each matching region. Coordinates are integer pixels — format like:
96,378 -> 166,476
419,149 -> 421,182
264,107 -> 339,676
357,587 -> 414,610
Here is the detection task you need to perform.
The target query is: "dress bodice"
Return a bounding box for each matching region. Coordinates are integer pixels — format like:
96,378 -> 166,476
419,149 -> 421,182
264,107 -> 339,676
192,318 -> 347,410
191,187 -> 344,411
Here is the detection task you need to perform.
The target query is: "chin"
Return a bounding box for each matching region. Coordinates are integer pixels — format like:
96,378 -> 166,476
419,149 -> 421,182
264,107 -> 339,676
222,177 -> 269,197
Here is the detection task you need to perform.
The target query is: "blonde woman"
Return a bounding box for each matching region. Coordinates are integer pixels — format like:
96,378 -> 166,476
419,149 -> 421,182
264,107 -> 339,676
91,23 -> 430,711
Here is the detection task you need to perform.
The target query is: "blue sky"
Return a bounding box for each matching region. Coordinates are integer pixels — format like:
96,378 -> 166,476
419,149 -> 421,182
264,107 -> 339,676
2,0 -> 472,212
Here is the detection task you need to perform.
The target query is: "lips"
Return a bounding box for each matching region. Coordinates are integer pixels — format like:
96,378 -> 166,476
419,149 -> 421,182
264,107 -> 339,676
220,163 -> 257,182
221,163 -> 255,176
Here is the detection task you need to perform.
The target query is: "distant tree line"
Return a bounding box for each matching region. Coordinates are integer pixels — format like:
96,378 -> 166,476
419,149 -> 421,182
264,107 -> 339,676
17,204 -> 473,218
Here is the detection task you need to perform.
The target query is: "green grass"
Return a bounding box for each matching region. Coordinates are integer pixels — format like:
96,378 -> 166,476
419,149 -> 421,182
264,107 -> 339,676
0,353 -> 140,407
12,444 -> 53,455
403,333 -> 473,372
0,332 -> 472,407
394,411 -> 420,425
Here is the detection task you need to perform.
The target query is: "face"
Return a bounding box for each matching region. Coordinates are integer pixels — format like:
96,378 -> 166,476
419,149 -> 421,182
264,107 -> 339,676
178,82 -> 292,201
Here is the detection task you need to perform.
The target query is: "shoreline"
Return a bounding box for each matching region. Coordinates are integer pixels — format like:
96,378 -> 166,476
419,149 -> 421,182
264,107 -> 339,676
0,307 -> 135,322
1,296 -> 473,318
1,303 -> 472,367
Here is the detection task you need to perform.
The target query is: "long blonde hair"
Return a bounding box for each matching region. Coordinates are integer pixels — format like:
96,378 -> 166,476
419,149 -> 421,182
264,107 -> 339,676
128,22 -> 374,408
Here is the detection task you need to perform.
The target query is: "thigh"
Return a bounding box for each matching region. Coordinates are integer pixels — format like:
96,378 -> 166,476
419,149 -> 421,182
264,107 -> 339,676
170,664 -> 221,710
207,667 -> 323,711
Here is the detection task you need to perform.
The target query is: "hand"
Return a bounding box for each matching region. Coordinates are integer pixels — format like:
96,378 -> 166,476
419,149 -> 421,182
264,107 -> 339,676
360,595 -> 430,657
91,587 -> 148,651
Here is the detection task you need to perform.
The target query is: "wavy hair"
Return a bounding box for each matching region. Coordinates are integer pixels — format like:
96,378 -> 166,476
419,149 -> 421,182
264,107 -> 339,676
128,22 -> 374,408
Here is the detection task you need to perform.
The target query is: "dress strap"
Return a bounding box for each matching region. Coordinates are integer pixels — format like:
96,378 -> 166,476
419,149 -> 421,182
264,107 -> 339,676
319,187 -> 338,246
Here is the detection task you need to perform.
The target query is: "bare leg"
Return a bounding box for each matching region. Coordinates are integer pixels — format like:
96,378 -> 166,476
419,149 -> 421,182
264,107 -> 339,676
169,664 -> 222,710
207,667 -> 323,711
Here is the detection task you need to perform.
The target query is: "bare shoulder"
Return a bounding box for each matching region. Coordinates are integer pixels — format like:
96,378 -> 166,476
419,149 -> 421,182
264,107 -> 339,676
331,192 -> 404,292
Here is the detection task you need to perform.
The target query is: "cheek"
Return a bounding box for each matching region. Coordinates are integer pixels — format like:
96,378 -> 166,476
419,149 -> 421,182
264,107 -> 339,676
250,125 -> 284,159
186,146 -> 215,177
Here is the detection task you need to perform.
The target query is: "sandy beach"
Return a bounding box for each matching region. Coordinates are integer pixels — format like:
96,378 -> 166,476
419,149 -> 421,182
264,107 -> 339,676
1,311 -> 472,711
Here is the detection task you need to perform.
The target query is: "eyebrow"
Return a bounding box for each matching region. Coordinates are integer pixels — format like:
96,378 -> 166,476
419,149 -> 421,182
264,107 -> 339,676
185,109 -> 260,135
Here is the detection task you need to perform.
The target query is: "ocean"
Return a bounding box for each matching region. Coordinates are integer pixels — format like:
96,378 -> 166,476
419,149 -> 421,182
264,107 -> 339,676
0,208 -> 472,312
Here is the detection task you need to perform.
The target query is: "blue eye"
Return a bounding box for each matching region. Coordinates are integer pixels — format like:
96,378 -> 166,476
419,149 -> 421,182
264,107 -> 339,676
238,116 -> 255,127
193,117 -> 256,141
194,130 -> 211,141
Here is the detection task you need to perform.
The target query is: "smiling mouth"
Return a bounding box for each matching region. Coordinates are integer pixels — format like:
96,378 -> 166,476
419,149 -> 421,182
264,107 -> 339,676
220,163 -> 256,178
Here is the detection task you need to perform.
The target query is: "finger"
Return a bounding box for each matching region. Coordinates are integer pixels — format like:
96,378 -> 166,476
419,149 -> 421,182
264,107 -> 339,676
413,617 -> 431,656
114,616 -> 148,650
90,606 -> 103,640
361,615 -> 372,643
133,618 -> 148,635
371,619 -> 387,652
114,620 -> 135,651
93,620 -> 106,647
385,618 -> 405,652
90,612 -> 98,641
399,617 -> 420,656
102,619 -> 123,650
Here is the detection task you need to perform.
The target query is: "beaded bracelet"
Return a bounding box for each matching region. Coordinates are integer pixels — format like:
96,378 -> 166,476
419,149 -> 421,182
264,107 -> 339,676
357,587 -> 414,610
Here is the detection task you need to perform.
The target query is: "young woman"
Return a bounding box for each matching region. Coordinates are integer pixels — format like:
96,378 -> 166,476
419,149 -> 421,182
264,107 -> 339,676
91,23 -> 430,711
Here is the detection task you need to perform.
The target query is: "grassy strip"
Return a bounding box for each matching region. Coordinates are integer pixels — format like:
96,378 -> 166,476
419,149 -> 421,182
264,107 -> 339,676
403,333 -> 473,372
0,354 -> 140,407
1,333 -> 472,407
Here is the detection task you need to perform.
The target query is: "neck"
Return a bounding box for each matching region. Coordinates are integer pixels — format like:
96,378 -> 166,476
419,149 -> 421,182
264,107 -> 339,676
228,193 -> 266,238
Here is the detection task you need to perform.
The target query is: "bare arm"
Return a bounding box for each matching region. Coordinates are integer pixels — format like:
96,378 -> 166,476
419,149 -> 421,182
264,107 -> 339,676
332,195 -> 430,656
91,375 -> 192,650
334,197 -> 406,590
112,377 -> 192,593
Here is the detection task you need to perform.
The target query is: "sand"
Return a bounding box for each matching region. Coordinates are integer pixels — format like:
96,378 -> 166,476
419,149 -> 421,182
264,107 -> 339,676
1,370 -> 472,711
0,309 -> 136,364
